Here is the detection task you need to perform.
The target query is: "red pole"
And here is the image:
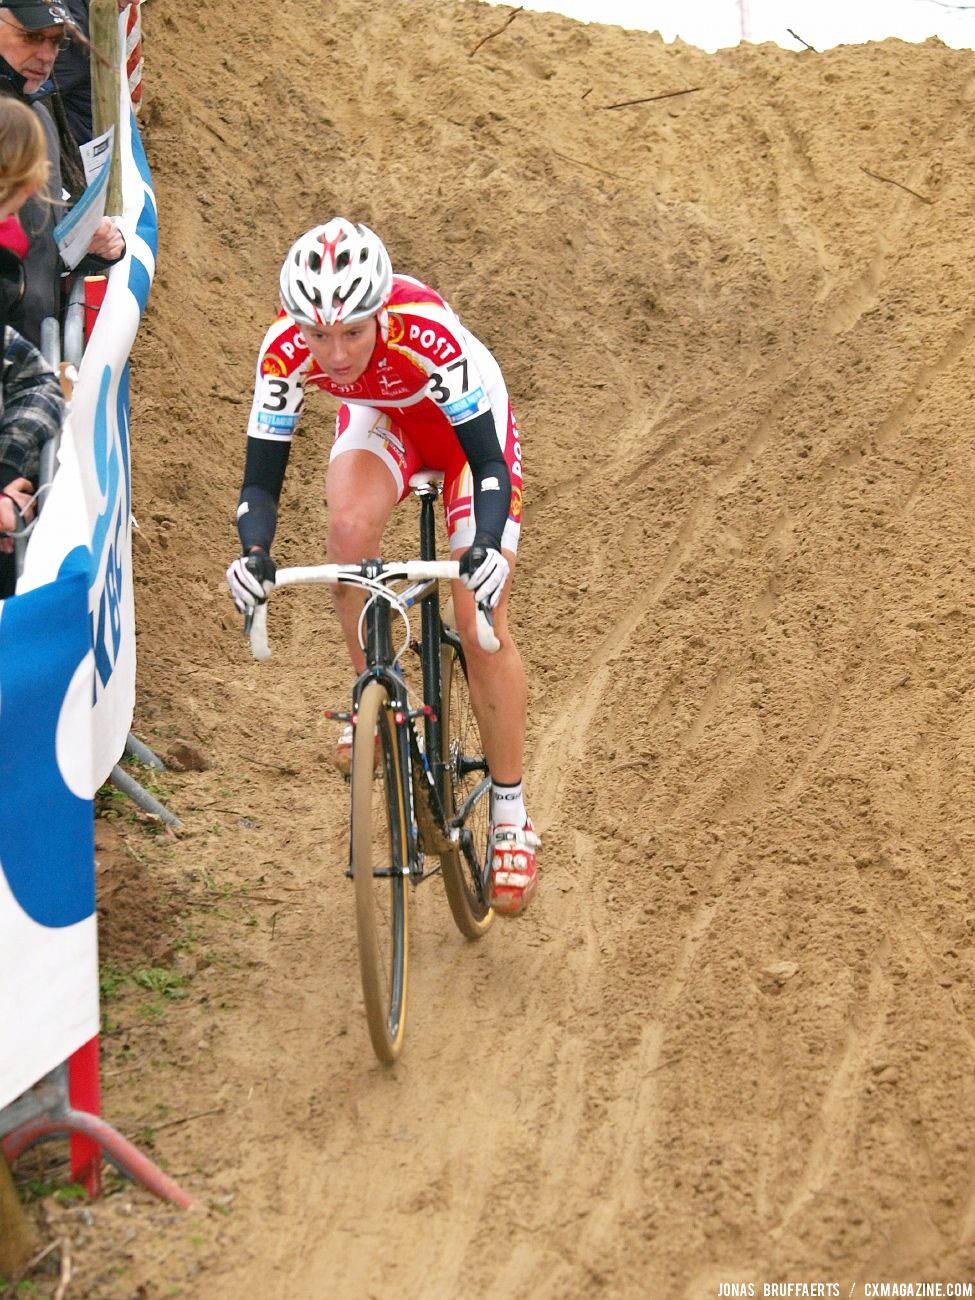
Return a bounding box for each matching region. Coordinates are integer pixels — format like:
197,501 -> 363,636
67,1038 -> 102,1195
83,275 -> 108,343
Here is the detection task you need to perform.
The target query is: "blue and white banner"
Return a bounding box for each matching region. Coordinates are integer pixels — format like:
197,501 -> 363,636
0,545 -> 98,1109
19,64 -> 158,790
0,24 -> 156,1110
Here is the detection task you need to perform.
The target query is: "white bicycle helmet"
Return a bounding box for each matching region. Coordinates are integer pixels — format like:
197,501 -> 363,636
279,218 -> 393,326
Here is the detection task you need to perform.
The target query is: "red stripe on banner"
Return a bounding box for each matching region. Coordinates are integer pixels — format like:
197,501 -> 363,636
68,1037 -> 102,1195
120,1 -> 143,105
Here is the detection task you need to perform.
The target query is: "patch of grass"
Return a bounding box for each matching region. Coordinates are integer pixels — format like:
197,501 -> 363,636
174,923 -> 200,954
18,1177 -> 86,1206
131,968 -> 188,999
132,967 -> 189,1020
95,782 -> 128,819
20,1176 -> 57,1201
119,757 -> 174,805
99,961 -> 129,1000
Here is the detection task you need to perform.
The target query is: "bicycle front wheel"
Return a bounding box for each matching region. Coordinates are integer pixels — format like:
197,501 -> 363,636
351,680 -> 410,1063
439,642 -> 494,939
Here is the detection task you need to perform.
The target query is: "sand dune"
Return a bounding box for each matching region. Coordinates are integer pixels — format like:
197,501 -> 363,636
69,3 -> 975,1294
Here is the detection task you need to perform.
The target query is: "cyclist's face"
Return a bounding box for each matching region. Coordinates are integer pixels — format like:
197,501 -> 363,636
300,316 -> 377,385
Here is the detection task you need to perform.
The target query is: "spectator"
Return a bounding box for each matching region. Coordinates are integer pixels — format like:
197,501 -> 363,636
0,96 -> 64,596
0,0 -> 122,346
0,253 -> 65,599
0,95 -> 47,256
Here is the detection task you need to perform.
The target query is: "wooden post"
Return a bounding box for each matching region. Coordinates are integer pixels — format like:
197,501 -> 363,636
88,0 -> 123,214
0,1152 -> 34,1277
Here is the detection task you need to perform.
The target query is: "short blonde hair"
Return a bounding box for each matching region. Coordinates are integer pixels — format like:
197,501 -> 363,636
0,98 -> 49,212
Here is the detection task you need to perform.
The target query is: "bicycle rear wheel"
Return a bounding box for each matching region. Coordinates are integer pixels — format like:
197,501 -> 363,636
351,680 -> 410,1063
439,642 -> 494,939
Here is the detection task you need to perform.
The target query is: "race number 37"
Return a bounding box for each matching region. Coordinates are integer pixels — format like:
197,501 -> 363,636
428,358 -> 470,404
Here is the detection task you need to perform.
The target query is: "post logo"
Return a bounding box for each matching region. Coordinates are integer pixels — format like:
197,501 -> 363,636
405,318 -> 460,363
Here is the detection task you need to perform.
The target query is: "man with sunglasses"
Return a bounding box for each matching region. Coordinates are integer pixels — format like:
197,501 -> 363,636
0,0 -> 122,345
0,242 -> 64,597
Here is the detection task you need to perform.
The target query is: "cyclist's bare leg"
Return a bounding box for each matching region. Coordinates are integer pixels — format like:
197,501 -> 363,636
452,549 -> 537,915
448,549 -> 526,787
326,449 -> 399,673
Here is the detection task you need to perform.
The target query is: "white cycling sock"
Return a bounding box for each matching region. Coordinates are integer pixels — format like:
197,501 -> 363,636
492,780 -> 526,827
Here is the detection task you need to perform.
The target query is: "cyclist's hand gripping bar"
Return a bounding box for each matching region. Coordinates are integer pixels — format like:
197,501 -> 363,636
244,561 -> 501,659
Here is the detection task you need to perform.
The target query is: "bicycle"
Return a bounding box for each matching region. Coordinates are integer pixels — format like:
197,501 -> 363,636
246,471 -> 500,1063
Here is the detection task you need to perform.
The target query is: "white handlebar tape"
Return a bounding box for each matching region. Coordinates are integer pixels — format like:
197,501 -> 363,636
476,608 -> 501,654
249,602 -> 271,661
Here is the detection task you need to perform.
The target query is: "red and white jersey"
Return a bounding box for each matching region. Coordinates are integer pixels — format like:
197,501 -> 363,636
246,275 -> 500,461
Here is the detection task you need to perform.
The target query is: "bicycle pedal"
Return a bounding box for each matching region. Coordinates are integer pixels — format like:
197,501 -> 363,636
325,709 -> 353,722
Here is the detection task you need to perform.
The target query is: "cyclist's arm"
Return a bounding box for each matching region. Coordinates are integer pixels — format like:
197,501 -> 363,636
237,321 -> 306,553
236,435 -> 290,554
422,329 -> 510,551
451,409 -> 511,553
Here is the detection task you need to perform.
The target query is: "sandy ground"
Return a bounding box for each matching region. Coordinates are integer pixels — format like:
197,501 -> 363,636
10,0 -> 975,1295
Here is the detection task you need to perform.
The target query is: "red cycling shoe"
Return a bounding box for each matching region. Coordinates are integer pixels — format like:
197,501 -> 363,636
489,819 -> 540,916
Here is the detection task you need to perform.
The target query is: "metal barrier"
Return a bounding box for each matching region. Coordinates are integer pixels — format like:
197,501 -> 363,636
108,761 -> 182,829
62,276 -> 85,370
0,1065 -> 193,1209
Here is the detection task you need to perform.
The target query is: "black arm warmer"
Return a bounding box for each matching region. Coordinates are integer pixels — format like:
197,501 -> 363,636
452,410 -> 511,552
236,436 -> 291,553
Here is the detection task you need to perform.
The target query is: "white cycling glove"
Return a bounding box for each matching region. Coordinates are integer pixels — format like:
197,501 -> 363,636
459,545 -> 509,610
226,550 -> 277,614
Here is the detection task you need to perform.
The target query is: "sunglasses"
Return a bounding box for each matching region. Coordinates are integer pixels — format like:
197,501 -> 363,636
0,16 -> 69,50
0,246 -> 26,319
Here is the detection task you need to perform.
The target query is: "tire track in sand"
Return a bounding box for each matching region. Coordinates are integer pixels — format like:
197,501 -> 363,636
532,490 -> 712,823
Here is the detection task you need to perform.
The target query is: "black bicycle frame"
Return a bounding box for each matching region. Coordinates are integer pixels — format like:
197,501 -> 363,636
347,483 -> 457,878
